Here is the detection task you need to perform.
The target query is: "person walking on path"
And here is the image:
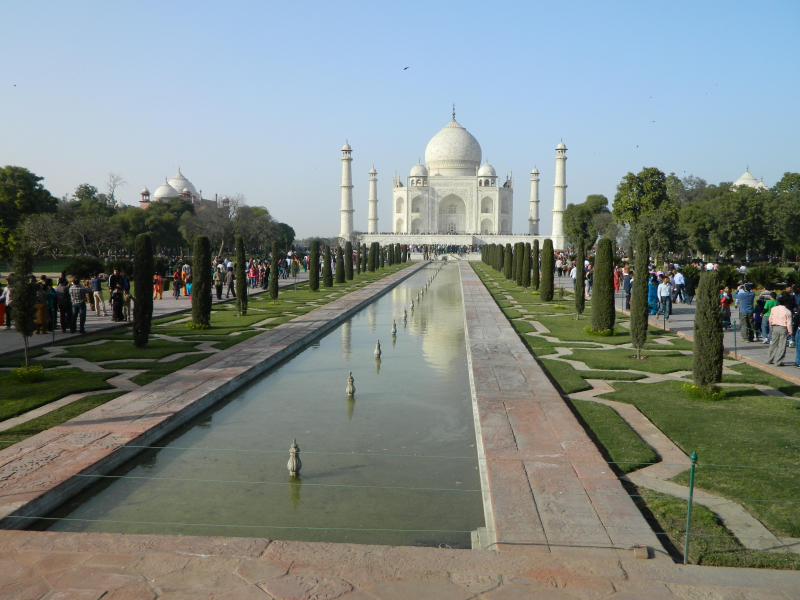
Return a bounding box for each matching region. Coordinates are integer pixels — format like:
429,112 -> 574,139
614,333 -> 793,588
213,269 -> 224,300
767,297 -> 792,366
735,283 -> 756,342
172,270 -> 183,299
762,292 -> 778,343
657,275 -> 673,320
683,272 -> 696,305
753,297 -> 765,342
110,284 -> 124,322
181,262 -> 191,295
0,275 -> 12,329
623,270 -> 632,310
673,270 -> 685,303
55,278 -> 71,333
720,286 -> 732,330
225,267 -> 236,298
68,278 -> 90,334
792,308 -> 800,367
90,273 -> 108,317
153,273 -> 163,300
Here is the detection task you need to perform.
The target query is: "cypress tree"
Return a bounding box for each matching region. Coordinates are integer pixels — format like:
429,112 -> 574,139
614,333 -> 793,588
401,245 -> 407,263
309,240 -> 320,291
630,233 -> 649,358
397,243 -> 402,263
368,242 -> 376,272
532,240 -> 540,290
322,245 -> 333,287
574,238 -> 586,318
512,243 -> 520,284
590,237 -> 615,332
522,242 -> 531,288
335,246 -> 345,283
10,249 -> 37,368
270,241 -> 280,301
516,242 -> 525,285
361,243 -> 368,271
355,244 -> 361,275
344,241 -> 354,280
496,244 -> 502,272
133,233 -> 154,348
540,239 -> 554,301
693,270 -> 723,388
192,235 -> 212,327
503,244 -> 513,279
235,236 -> 247,315
380,245 -> 385,268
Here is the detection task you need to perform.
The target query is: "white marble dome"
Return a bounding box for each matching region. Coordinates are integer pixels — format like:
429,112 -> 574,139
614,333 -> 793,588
154,178 -> 179,200
424,118 -> 482,176
168,168 -> 197,197
478,162 -> 496,177
556,141 -> 567,150
733,168 -> 768,190
410,162 -> 428,177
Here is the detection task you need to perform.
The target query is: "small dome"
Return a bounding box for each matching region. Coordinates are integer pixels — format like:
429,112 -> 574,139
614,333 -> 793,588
182,188 -> 190,193
141,187 -> 150,195
154,179 -> 179,200
342,142 -> 352,151
478,162 -> 496,177
369,167 -> 377,174
556,141 -> 567,150
531,167 -> 539,175
732,168 -> 759,188
410,162 -> 428,177
115,201 -> 125,209
168,168 -> 197,197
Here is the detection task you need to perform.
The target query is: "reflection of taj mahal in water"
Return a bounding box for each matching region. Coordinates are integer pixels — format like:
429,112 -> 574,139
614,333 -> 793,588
343,107 -> 567,249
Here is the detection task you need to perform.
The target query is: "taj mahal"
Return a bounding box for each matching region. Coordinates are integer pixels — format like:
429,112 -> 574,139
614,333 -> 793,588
343,108 -> 568,250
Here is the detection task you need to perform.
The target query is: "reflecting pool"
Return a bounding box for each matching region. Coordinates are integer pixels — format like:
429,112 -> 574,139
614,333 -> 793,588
35,264 -> 484,548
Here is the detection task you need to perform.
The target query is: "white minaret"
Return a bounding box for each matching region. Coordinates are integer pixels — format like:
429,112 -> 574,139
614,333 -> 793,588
528,167 -> 540,235
367,167 -> 378,234
340,142 -> 354,240
551,141 -> 567,242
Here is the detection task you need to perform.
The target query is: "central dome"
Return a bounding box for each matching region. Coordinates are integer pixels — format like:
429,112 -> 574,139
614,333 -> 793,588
424,118 -> 481,176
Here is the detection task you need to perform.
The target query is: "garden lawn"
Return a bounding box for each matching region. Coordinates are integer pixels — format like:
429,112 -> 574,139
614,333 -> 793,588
567,348 -> 693,374
0,369 -> 117,422
540,359 -> 646,394
633,485 -> 800,569
61,340 -> 199,362
568,400 -> 658,474
599,380 -> 800,538
722,363 -> 800,398
0,349 -> 68,369
0,391 -> 127,451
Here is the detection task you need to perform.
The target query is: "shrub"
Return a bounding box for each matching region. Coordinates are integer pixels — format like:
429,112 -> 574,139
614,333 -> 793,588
591,238 -> 615,332
10,249 -> 37,368
540,239 -> 554,301
65,257 -> 104,280
584,326 -> 615,336
715,264 -> 741,289
683,382 -> 726,401
133,233 -> 154,348
745,265 -> 782,290
630,234 -> 649,358
693,270 -> 723,389
106,258 -> 134,277
10,365 -> 44,383
192,236 -> 212,327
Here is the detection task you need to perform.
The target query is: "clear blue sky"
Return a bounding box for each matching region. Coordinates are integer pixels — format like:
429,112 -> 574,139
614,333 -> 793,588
1,1 -> 798,238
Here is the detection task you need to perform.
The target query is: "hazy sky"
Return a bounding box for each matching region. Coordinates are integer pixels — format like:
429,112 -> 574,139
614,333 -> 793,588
2,1 -> 798,238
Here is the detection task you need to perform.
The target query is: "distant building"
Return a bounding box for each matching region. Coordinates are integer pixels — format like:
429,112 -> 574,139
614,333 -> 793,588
732,167 -> 768,191
139,168 -> 230,209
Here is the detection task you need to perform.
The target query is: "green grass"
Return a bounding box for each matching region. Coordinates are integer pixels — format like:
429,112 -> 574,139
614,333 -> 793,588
568,399 -> 658,474
0,368 -> 117,422
722,363 -> 800,397
540,358 -> 647,394
633,485 -> 800,569
127,353 -> 215,385
642,337 -> 696,351
599,380 -> 800,538
57,331 -> 133,346
211,330 -> 267,350
61,340 -> 199,362
0,349 -> 68,369
567,348 -> 693,374
0,391 -> 127,451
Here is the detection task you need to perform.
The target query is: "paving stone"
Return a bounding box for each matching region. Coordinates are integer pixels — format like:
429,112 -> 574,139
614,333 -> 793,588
449,572 -> 502,594
235,559 -> 291,584
134,554 -> 192,580
83,553 -> 142,568
365,579 -> 472,600
0,560 -> 37,587
44,566 -> 145,591
106,582 -> 158,600
0,579 -> 50,600
261,574 -> 354,600
481,586 -> 581,599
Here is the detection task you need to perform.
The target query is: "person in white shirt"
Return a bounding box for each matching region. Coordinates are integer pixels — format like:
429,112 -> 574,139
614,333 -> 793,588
673,271 -> 685,303
657,275 -> 673,320
569,265 -> 577,288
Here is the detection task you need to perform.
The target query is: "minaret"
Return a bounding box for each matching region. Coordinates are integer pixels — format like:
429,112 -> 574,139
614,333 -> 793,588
367,167 -> 378,234
340,142 -> 354,240
528,167 -> 540,235
551,141 -> 567,242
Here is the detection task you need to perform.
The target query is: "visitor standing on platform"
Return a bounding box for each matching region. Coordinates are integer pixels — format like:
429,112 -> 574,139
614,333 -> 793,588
735,284 -> 756,342
69,278 -> 90,334
767,297 -> 792,366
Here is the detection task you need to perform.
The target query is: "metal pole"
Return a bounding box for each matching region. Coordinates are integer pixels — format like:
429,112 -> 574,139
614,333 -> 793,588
732,321 -> 738,359
683,451 -> 698,564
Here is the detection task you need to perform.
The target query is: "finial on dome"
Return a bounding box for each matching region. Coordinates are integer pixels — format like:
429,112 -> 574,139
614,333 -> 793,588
746,164 -> 749,172
452,104 -> 455,120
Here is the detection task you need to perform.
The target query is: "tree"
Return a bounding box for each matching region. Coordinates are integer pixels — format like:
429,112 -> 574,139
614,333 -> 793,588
367,242 -> 375,272
693,271 -> 723,389
532,240 -> 540,290
591,238 -> 615,332
10,250 -> 37,369
522,242 -> 531,288
107,172 -> 127,205
613,167 -> 676,228
72,215 -> 122,256
335,246 -> 345,283
514,242 -> 524,285
236,236 -> 247,315
323,245 -> 333,287
0,166 -> 58,258
503,244 -> 513,279
355,244 -> 361,275
277,223 -> 296,249
133,233 -> 154,348
270,242 -> 279,301
540,239 -> 554,301
773,172 -> 800,195
344,241 -> 354,280
563,194 -> 609,247
630,233 -> 649,358
192,236 -> 212,327
19,214 -> 70,258
363,243 -> 369,270
679,201 -> 715,257
309,241 -> 320,291
574,238 -> 586,318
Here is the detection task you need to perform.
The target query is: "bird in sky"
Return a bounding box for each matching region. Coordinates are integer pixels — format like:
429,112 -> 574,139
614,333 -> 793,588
403,67 -> 409,70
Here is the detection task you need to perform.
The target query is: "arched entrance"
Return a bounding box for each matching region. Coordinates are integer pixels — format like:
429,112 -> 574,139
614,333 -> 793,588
411,218 -> 423,234
480,218 -> 493,234
395,218 -> 405,233
437,194 -> 466,234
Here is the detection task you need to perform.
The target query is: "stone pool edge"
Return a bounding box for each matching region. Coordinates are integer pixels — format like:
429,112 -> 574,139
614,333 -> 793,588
0,262 -> 428,530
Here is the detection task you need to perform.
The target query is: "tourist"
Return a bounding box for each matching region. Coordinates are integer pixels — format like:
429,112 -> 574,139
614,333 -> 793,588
185,273 -> 193,299
762,292 -> 778,344
767,296 -> 792,366
585,266 -> 593,298
673,270 -> 685,303
753,298 -> 765,342
153,272 -> 163,300
647,276 -> 659,314
793,308 -> 800,368
69,277 -> 90,334
108,269 -> 120,293
119,271 -> 130,293
173,271 -> 183,299
123,289 -> 134,322
683,272 -> 696,305
734,283 -> 756,341
623,270 -> 632,310
225,267 -> 235,298
90,272 -> 108,317
34,280 -> 49,334
555,257 -> 563,278
110,284 -> 124,322
45,279 -> 56,333
55,278 -> 71,333
182,262 -> 192,295
213,269 -> 224,300
657,275 -> 673,320
719,287 -> 732,330
0,274 -> 11,329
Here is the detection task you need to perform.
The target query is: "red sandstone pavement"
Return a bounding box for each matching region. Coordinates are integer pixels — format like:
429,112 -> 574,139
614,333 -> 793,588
458,265 -> 665,560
